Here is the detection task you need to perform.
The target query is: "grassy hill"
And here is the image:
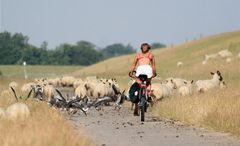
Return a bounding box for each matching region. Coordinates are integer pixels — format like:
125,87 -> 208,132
72,30 -> 240,137
73,31 -> 240,85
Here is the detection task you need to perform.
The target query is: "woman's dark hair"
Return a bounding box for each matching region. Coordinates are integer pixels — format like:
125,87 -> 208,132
140,43 -> 151,51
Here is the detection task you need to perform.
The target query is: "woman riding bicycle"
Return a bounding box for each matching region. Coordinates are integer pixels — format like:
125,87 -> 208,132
130,43 -> 156,116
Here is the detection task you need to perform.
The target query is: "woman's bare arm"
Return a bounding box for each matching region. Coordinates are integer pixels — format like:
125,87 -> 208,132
130,56 -> 138,72
151,55 -> 156,76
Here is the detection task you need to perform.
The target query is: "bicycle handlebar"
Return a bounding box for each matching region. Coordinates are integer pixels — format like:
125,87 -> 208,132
128,71 -> 157,79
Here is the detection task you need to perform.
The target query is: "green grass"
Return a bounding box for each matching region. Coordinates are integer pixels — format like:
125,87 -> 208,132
0,65 -> 82,93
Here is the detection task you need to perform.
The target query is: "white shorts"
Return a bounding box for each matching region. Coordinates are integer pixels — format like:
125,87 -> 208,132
136,65 -> 153,78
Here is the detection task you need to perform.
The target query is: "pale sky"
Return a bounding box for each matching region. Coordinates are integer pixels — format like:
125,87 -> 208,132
1,0 -> 240,49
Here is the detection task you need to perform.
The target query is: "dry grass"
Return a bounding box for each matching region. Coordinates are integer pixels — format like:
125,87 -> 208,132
72,30 -> 240,137
0,66 -> 93,146
152,87 -> 240,136
0,95 -> 93,146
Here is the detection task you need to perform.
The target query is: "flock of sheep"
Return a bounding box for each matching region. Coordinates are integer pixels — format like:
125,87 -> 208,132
125,71 -> 226,105
0,69 -> 228,121
177,49 -> 240,67
0,76 -> 126,121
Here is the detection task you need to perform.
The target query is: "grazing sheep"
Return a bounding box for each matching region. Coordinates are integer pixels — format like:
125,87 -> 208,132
195,70 -> 223,93
150,79 -> 176,101
73,79 -> 83,89
226,58 -> 232,63
178,80 -> 194,96
9,81 -> 18,89
0,108 -> 5,119
202,60 -> 208,65
166,77 -> 187,89
205,53 -> 218,61
34,78 -> 48,85
6,102 -> 30,121
47,78 -> 61,87
177,61 -> 183,67
42,84 -> 55,101
218,49 -> 233,58
75,84 -> 88,99
60,76 -> 75,87
21,82 -> 36,93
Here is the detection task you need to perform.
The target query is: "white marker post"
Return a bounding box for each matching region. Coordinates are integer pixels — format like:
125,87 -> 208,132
23,61 -> 28,79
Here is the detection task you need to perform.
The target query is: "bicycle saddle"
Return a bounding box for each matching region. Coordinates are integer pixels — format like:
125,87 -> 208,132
138,74 -> 148,82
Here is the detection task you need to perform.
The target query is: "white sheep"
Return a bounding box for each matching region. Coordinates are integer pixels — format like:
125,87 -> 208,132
6,102 -> 30,121
75,83 -> 88,99
205,53 -> 218,61
47,78 -> 61,87
21,82 -> 36,93
177,61 -> 183,67
60,76 -> 75,87
178,80 -> 194,96
9,81 -> 18,89
218,49 -> 233,58
166,77 -> 187,89
83,78 -> 121,101
150,79 -> 175,101
42,84 -> 55,101
195,70 -> 223,93
73,79 -> 83,89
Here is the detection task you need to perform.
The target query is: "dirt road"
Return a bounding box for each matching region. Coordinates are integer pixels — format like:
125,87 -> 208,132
69,105 -> 240,146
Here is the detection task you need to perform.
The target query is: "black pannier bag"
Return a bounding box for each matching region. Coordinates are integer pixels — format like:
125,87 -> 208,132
128,82 -> 140,103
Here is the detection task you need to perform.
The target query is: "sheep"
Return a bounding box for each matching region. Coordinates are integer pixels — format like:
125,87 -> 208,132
202,60 -> 208,65
238,52 -> 240,58
60,76 -> 75,87
85,78 -> 121,101
0,108 -> 5,119
205,53 -> 218,61
42,84 -> 55,101
21,82 -> 36,93
218,49 -> 233,58
75,83 -> 88,99
73,79 -> 83,89
5,87 -> 31,121
177,61 -> 183,67
166,77 -> 187,89
6,102 -> 30,121
34,78 -> 48,85
150,79 -> 176,101
226,58 -> 232,63
9,81 -> 18,90
195,70 -> 223,93
47,78 -> 61,87
178,80 -> 194,96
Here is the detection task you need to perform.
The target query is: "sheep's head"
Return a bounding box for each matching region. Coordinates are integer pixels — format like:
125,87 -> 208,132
211,70 -> 223,81
166,79 -> 177,89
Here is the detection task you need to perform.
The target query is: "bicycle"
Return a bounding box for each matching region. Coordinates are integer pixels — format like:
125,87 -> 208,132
129,71 -> 155,122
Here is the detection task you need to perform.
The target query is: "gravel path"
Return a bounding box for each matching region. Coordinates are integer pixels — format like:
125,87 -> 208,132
69,105 -> 240,146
